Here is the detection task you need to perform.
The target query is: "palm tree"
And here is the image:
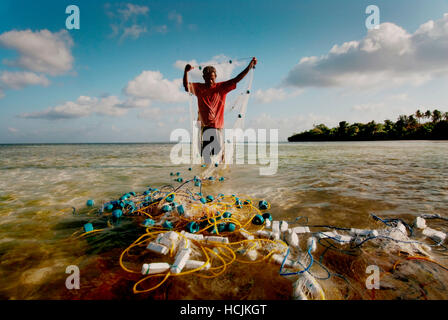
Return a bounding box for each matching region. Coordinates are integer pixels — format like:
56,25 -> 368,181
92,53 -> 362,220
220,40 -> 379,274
432,109 -> 442,123
425,110 -> 432,122
415,110 -> 423,125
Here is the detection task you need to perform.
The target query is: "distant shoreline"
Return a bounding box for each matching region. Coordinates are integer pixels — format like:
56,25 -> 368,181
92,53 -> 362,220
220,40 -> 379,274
288,109 -> 448,142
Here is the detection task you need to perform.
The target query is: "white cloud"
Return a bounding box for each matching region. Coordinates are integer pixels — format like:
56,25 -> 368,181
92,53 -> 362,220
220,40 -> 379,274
121,25 -> 147,40
0,29 -> 74,76
254,88 -> 303,104
0,71 -> 49,89
168,11 -> 183,25
138,107 -> 161,119
0,90 -> 4,99
123,97 -> 151,108
107,3 -> 149,41
7,127 -> 18,133
174,54 -> 242,82
351,102 -> 385,112
151,25 -> 168,34
19,95 -> 128,120
284,14 -> 448,89
117,3 -> 149,21
124,70 -> 188,103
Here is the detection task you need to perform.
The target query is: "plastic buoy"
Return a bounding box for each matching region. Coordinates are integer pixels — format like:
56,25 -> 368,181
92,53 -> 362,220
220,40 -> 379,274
244,199 -> 252,205
143,219 -> 155,227
214,163 -> 218,167
177,205 -> 185,215
259,200 -> 268,210
200,197 -> 206,204
181,231 -> 204,241
262,213 -> 273,221
171,248 -> 192,274
223,212 -> 232,218
162,220 -> 174,230
252,214 -> 265,225
238,114 -> 242,118
105,204 -> 114,211
176,172 -> 180,176
219,177 -> 224,181
217,223 -> 226,233
235,199 -> 242,208
195,181 -> 201,187
83,223 -> 93,232
201,164 -> 206,167
112,209 -> 122,218
86,199 -> 94,207
208,176 -> 214,181
246,90 -> 250,94
161,205 -> 172,212
141,262 -> 170,275
170,172 -> 174,176
226,223 -> 236,232
206,195 -> 214,202
186,221 -> 200,233
166,194 -> 175,203
146,242 -> 169,255
188,167 -> 192,171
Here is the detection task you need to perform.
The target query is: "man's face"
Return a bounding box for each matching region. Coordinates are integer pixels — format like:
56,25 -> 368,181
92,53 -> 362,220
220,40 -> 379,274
203,70 -> 216,82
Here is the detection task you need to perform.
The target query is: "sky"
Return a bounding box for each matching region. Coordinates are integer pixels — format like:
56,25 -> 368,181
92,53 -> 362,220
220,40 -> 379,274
1,0 -> 448,143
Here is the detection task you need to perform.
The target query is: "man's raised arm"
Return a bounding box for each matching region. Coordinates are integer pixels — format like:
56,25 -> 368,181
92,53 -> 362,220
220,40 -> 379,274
183,64 -> 193,92
232,57 -> 257,83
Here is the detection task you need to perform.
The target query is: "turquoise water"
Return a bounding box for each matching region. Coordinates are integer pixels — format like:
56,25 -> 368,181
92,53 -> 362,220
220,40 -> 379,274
0,141 -> 447,299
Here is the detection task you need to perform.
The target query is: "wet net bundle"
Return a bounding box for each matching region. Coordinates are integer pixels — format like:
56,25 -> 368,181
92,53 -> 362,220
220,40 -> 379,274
71,169 -> 448,300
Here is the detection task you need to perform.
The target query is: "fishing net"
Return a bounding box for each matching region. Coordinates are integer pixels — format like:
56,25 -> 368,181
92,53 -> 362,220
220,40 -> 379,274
70,172 -> 448,300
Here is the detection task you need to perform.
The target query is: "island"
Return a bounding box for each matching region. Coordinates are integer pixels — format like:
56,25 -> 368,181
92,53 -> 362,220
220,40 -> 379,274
288,110 -> 448,142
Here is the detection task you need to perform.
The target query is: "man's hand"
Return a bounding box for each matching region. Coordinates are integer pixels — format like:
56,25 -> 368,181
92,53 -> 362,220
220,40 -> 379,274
185,64 -> 194,72
249,57 -> 257,69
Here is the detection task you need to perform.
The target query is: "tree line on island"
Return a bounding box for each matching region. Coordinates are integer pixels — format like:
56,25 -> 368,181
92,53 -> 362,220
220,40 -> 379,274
288,109 -> 448,141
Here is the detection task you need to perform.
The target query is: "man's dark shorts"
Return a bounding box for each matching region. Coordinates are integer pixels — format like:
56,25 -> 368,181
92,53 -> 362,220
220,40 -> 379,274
201,127 -> 223,164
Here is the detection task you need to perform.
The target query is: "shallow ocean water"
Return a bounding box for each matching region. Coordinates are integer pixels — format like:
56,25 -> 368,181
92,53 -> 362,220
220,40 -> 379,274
0,141 -> 447,299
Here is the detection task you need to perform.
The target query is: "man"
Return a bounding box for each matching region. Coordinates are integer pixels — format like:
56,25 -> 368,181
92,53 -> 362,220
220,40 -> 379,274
183,57 -> 257,163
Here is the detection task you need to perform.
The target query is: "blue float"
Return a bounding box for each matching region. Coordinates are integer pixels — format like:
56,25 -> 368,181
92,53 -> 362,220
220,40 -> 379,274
177,205 -> 185,215
226,223 -> 236,232
186,221 -> 200,233
252,214 -> 265,225
143,219 -> 155,227
83,223 -> 94,232
163,220 -> 174,230
112,209 -> 123,218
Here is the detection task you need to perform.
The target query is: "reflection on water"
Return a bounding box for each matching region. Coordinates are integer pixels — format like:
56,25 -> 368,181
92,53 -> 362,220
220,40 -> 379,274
0,141 -> 447,299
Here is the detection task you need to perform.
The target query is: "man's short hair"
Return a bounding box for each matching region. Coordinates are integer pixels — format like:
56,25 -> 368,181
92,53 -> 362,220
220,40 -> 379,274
202,66 -> 216,76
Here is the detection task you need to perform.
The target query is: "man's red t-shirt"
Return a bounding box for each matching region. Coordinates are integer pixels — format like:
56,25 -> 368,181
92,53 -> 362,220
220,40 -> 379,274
191,79 -> 237,129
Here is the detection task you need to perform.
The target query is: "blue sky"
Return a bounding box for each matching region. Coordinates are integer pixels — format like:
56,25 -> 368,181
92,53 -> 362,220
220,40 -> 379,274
1,0 -> 448,142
